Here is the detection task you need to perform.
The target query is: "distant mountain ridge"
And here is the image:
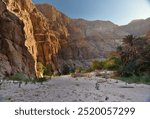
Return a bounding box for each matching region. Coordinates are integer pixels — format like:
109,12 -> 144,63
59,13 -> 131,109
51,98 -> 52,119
120,18 -> 150,36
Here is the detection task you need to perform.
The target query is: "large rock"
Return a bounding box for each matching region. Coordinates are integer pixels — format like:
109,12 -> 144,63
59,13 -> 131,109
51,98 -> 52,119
0,0 -> 35,78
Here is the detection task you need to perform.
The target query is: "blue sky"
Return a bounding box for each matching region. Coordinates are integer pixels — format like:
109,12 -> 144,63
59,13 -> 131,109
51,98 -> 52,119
33,0 -> 150,25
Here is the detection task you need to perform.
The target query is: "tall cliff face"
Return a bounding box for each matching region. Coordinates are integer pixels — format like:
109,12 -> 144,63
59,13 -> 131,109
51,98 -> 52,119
36,4 -> 70,39
67,19 -> 128,58
3,0 -> 37,62
4,0 -> 62,72
0,0 -> 35,78
36,4 -> 128,67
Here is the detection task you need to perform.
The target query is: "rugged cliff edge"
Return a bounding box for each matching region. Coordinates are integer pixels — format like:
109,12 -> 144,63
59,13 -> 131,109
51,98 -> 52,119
0,0 -> 35,78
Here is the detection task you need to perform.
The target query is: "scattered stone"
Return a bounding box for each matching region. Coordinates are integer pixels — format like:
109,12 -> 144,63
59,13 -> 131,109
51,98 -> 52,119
75,84 -> 80,87
105,96 -> 109,101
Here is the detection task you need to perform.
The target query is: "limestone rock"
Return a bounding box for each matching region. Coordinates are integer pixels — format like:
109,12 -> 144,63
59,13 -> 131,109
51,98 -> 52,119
4,0 -> 62,73
0,0 -> 35,78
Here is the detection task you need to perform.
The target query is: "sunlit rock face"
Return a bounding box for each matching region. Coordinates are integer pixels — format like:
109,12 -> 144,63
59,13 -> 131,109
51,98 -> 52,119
0,0 -> 35,78
4,0 -> 63,73
36,4 -> 128,67
3,0 -> 37,64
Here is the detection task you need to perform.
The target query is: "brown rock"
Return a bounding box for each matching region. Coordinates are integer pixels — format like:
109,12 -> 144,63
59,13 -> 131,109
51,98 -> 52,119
121,18 -> 150,36
0,0 -> 35,78
4,0 -> 62,74
37,4 -> 128,68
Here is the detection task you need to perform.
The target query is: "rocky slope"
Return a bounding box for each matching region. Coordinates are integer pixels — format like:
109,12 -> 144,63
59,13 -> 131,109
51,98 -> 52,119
121,18 -> 150,36
0,0 -> 35,78
146,30 -> 150,38
36,4 -> 128,68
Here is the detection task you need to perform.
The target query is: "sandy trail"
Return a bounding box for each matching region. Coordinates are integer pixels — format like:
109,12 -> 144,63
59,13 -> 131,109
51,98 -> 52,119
0,75 -> 150,102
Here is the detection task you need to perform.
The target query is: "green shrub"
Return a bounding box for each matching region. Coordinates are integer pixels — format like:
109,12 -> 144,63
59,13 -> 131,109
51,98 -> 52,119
119,61 -> 137,77
9,72 -> 31,88
37,62 -> 44,74
61,64 -> 71,75
10,72 -> 29,82
118,74 -> 150,84
104,57 -> 121,70
92,60 -> 105,70
141,74 -> 150,84
36,77 -> 47,84
43,64 -> 52,76
91,58 -> 121,71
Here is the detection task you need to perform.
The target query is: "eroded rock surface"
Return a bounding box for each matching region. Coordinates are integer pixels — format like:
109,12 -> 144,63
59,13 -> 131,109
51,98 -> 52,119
0,0 -> 35,78
121,18 -> 150,36
36,4 -> 128,68
4,0 -> 62,73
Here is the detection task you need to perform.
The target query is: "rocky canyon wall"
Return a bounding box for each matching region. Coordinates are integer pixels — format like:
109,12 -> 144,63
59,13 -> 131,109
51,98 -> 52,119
4,0 -> 63,74
0,0 -> 35,78
36,4 -> 128,68
1,0 -> 149,77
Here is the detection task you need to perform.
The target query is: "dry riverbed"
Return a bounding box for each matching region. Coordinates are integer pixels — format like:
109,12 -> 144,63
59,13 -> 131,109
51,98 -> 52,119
0,75 -> 150,102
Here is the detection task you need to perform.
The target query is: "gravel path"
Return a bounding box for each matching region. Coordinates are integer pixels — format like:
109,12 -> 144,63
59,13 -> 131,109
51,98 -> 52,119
0,76 -> 150,102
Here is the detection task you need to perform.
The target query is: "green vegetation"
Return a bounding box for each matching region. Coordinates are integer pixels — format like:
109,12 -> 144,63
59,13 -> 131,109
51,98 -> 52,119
9,72 -> 32,87
61,64 -> 71,75
43,63 -> 52,76
36,62 -> 52,79
36,77 -> 47,84
88,35 -> 150,84
10,72 -> 29,82
91,57 -> 121,71
115,35 -> 150,84
117,74 -> 150,84
37,62 -> 44,74
92,60 -> 105,70
9,72 -> 48,87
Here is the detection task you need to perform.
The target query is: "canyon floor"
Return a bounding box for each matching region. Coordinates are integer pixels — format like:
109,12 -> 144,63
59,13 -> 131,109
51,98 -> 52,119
0,75 -> 150,102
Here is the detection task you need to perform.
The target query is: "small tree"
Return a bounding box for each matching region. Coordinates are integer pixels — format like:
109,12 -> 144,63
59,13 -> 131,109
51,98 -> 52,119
36,62 -> 44,78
